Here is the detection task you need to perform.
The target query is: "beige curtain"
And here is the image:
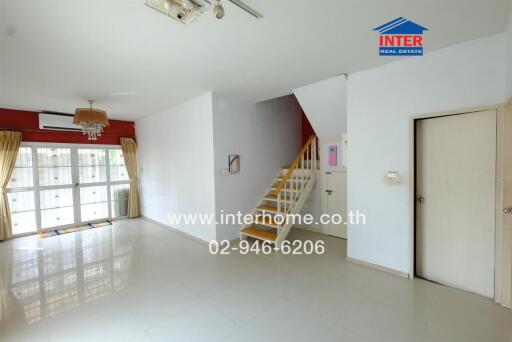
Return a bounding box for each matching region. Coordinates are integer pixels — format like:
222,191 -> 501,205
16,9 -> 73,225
0,131 -> 22,241
120,138 -> 140,218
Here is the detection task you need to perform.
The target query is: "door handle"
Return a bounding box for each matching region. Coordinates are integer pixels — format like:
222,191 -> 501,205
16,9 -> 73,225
417,196 -> 425,204
504,208 -> 512,214
325,190 -> 333,195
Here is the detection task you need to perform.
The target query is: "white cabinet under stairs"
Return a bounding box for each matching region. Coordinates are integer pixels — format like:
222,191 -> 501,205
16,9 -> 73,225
240,135 -> 318,246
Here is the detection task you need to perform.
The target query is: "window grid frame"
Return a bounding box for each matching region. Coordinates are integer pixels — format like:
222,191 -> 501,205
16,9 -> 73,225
7,143 -> 131,237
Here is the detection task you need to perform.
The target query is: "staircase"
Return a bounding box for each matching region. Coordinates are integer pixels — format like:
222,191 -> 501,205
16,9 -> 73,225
240,135 -> 318,247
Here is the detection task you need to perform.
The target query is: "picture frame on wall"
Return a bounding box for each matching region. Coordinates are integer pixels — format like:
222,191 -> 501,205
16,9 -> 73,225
228,154 -> 240,174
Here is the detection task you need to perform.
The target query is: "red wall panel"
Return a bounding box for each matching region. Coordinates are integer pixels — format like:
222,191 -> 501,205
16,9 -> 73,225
0,108 -> 135,145
301,109 -> 316,146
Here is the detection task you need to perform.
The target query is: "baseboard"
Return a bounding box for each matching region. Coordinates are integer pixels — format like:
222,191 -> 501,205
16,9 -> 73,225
346,256 -> 410,279
140,216 -> 210,246
293,225 -> 323,233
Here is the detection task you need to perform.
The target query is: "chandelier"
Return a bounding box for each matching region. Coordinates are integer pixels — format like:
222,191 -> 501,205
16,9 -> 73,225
74,99 -> 109,140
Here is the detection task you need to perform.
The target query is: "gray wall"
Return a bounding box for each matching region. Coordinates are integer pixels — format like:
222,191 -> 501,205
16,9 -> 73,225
212,94 -> 301,241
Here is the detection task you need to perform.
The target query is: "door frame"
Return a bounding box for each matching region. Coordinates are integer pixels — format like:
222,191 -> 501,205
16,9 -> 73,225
408,104 -> 503,287
321,170 -> 348,239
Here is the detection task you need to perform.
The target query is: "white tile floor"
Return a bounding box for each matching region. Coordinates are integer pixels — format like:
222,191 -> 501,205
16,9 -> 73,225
0,218 -> 511,342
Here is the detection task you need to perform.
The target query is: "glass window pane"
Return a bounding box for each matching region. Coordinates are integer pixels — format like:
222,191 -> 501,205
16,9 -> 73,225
38,167 -> 73,186
111,184 -> 129,218
109,149 -> 129,182
38,148 -> 72,187
40,189 -> 74,210
79,166 -> 107,184
8,147 -> 34,189
111,184 -> 129,201
81,202 -> 108,222
111,200 -> 128,218
11,211 -> 37,235
108,149 -> 125,166
8,191 -> 35,213
37,148 -> 71,167
78,148 -> 107,184
78,149 -> 106,166
110,165 -> 129,182
15,147 -> 33,168
41,207 -> 74,229
80,186 -> 108,205
8,168 -> 34,188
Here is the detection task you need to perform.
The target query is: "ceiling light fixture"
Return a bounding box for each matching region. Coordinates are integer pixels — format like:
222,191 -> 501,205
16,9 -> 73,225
146,0 -> 211,24
179,0 -> 194,11
214,0 -> 224,19
74,99 -> 109,140
163,0 -> 172,11
145,0 -> 262,24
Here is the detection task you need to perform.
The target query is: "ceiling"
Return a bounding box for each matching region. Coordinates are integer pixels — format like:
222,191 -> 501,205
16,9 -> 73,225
0,0 -> 510,121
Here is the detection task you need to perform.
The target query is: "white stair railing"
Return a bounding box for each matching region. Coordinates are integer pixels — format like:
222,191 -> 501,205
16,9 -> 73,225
275,135 -> 318,237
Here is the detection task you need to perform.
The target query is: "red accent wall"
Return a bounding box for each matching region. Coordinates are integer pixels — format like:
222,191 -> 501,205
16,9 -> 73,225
0,108 -> 135,145
301,109 -> 315,146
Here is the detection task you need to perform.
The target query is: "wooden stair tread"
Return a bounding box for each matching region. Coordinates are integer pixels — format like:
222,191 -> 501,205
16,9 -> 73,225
256,204 -> 283,213
254,216 -> 281,227
264,193 -> 292,201
270,187 -> 300,193
241,227 -> 277,241
276,176 -> 310,181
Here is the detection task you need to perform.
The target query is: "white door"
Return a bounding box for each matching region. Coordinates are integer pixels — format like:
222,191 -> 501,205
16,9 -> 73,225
416,110 -> 496,298
323,172 -> 347,239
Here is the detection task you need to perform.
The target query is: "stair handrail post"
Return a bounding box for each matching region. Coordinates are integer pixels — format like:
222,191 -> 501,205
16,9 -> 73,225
307,143 -> 310,172
272,135 -> 316,197
277,190 -> 281,217
301,154 -> 304,197
313,138 -> 318,172
291,168 -> 295,208
285,175 -> 289,215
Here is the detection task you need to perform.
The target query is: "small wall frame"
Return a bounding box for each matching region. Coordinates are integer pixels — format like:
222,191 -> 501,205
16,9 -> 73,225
228,154 -> 240,174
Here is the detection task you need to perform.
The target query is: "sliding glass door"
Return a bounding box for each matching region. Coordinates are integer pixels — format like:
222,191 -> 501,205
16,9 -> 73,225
6,143 -> 130,236
37,147 -> 75,229
78,148 -> 109,222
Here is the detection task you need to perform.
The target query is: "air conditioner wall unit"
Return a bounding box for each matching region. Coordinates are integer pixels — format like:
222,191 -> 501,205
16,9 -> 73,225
38,112 -> 82,132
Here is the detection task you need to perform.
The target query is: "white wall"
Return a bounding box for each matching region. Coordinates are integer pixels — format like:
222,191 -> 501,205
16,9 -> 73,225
293,75 -> 348,232
212,94 -> 300,241
507,10 -> 512,99
136,93 -> 217,242
293,75 -> 347,141
347,34 -> 507,274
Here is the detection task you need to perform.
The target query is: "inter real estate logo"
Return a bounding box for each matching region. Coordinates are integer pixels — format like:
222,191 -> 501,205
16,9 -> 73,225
373,17 -> 428,56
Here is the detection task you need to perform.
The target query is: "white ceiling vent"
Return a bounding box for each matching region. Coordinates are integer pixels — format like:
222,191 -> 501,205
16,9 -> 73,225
39,112 -> 82,132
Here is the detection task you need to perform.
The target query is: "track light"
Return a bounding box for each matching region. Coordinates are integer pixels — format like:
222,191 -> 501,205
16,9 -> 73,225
214,0 -> 224,19
163,0 -> 172,11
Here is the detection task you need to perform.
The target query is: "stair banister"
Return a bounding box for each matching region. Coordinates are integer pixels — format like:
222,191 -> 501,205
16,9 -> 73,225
240,135 -> 318,244
274,135 -> 317,196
